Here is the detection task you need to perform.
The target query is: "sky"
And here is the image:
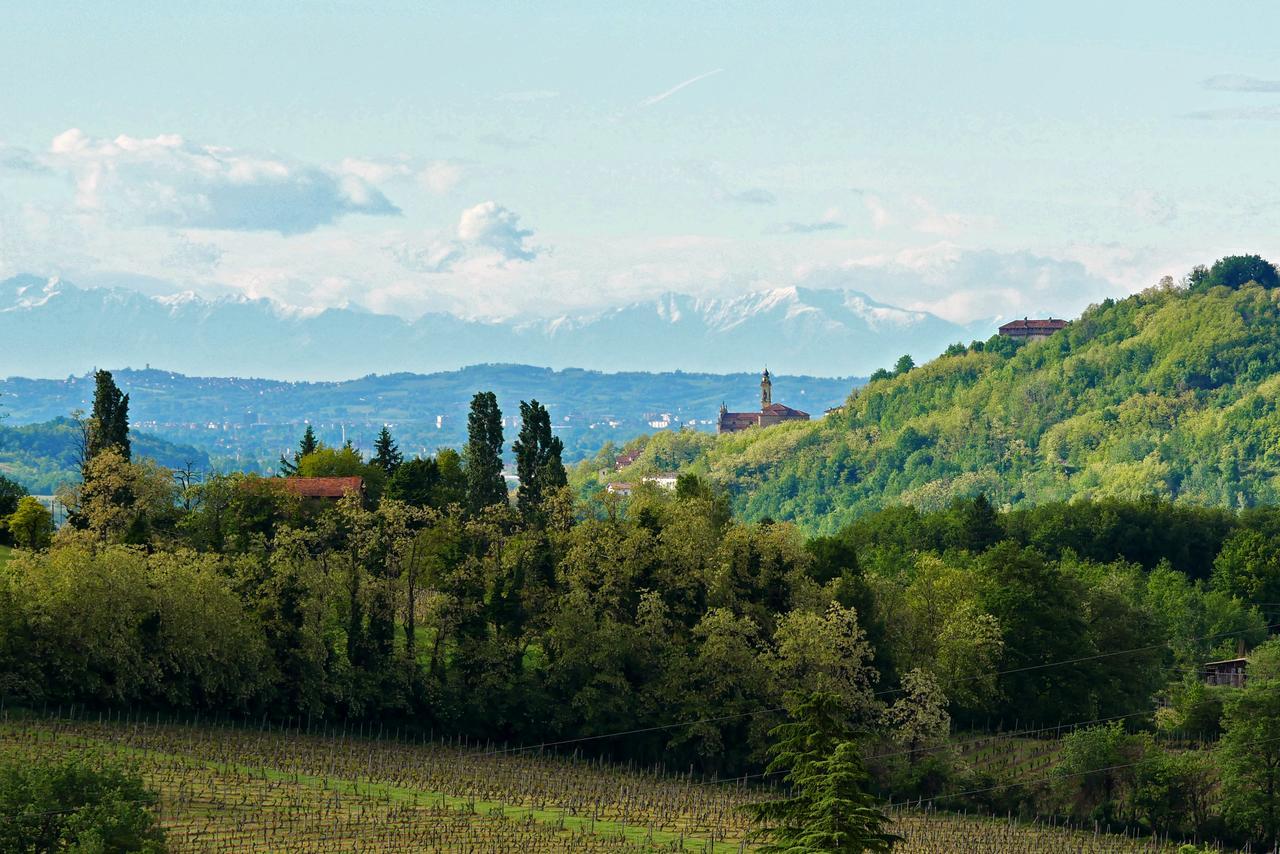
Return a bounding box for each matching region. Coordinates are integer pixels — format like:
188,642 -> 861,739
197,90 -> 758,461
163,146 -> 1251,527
2,1 -> 1280,324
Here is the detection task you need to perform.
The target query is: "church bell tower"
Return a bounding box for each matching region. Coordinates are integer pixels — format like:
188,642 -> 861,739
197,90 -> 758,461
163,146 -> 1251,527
761,368 -> 772,410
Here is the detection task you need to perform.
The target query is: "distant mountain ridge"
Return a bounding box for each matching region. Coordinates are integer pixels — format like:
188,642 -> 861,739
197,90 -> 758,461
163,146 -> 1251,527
0,274 -> 979,380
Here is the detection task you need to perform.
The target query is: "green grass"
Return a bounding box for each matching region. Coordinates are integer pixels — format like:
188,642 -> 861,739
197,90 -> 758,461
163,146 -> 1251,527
0,545 -> 11,568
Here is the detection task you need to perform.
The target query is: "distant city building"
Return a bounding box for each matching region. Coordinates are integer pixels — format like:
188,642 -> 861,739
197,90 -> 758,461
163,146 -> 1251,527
998,317 -> 1067,340
717,369 -> 810,434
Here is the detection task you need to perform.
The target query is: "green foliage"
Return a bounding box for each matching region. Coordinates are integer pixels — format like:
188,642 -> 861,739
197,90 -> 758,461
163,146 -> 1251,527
1211,528 -> 1280,604
1197,254 -> 1280,292
7,496 -> 52,550
0,417 -> 207,496
745,691 -> 900,853
512,399 -> 567,524
1219,679 -> 1280,849
464,391 -> 507,514
0,754 -> 166,853
370,426 -> 403,476
1053,722 -> 1138,822
685,268 -> 1280,532
88,369 -> 131,464
0,474 -> 25,518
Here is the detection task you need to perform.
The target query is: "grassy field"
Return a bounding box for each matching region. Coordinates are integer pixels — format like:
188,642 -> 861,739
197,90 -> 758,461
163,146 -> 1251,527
0,714 -> 1194,852
0,544 -> 10,568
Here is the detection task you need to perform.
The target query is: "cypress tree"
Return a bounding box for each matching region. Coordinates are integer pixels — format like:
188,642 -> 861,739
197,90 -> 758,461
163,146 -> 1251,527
464,391 -> 506,513
512,399 -> 566,524
87,369 -> 130,464
371,426 -> 403,476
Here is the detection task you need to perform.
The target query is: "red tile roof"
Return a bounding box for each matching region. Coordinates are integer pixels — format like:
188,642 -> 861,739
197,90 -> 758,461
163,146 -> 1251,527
763,403 -> 810,417
998,318 -> 1067,332
279,476 -> 365,499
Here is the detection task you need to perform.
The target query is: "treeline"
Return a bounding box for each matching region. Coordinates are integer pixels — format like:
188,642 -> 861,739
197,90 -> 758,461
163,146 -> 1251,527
7,370 -> 1280,846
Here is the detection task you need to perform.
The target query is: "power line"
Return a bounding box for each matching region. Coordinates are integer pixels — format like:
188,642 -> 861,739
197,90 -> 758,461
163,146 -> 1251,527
474,620 -> 1277,757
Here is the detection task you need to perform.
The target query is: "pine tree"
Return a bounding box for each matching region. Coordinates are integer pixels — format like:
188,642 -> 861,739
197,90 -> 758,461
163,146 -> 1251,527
279,424 -> 320,475
464,391 -> 506,513
371,426 -> 403,476
299,424 -> 319,456
512,399 -> 566,524
87,369 -> 130,465
746,692 -> 900,853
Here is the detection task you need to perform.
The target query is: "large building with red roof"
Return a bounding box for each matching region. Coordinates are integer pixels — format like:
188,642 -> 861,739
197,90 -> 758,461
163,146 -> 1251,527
717,369 -> 810,434
998,317 -> 1067,340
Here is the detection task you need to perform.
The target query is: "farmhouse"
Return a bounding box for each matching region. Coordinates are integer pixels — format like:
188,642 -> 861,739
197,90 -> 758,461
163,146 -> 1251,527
717,369 -> 810,434
998,317 -> 1067,340
1203,656 -> 1249,688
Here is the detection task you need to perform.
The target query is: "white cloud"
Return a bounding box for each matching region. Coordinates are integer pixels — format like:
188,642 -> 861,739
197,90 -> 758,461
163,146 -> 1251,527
418,160 -> 465,195
864,195 -> 892,230
163,233 -> 224,272
1202,74 -> 1280,93
392,201 -> 540,274
457,201 -> 537,261
44,129 -> 400,234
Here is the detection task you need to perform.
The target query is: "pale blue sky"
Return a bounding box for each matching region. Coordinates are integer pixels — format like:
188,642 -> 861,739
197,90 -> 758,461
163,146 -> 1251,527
3,1 -> 1279,322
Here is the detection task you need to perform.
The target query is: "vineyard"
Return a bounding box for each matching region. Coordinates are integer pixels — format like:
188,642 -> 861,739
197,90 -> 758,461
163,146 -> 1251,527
0,712 -> 1202,852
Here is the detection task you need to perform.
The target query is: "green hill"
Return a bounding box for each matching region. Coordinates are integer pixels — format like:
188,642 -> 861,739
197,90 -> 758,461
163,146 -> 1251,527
0,418 -> 209,494
611,267 -> 1280,533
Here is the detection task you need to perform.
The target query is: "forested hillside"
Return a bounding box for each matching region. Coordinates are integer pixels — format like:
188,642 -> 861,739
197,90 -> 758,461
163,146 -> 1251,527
634,265 -> 1280,533
0,418 -> 209,494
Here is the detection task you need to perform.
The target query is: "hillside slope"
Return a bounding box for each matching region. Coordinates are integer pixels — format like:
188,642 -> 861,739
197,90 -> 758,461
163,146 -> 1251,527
666,281 -> 1280,533
0,418 -> 209,493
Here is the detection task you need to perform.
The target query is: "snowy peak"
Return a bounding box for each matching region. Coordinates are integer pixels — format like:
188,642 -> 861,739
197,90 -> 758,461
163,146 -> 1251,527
0,274 -> 978,379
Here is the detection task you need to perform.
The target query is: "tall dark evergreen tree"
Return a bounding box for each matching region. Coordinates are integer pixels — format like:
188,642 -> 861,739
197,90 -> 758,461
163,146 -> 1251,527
512,399 -> 567,523
87,369 -> 130,464
746,692 -> 900,853
464,391 -> 506,513
279,424 -> 320,475
371,426 -> 403,476
299,424 -> 319,456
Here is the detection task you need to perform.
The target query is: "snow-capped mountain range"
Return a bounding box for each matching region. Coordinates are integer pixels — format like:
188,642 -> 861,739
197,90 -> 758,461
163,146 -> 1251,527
0,275 -> 984,380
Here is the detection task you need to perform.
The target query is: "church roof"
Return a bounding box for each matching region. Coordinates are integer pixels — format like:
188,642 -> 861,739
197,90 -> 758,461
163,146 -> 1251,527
762,403 -> 809,417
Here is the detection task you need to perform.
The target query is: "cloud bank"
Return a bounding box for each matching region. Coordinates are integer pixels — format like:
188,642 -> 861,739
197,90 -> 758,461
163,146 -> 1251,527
45,129 -> 400,234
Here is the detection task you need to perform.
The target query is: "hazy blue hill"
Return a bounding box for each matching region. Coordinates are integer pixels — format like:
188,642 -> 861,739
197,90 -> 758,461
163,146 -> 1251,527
613,281 -> 1280,533
0,364 -> 862,476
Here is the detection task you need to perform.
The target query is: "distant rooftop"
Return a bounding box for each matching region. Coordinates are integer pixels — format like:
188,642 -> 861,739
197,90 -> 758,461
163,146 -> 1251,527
278,476 -> 364,499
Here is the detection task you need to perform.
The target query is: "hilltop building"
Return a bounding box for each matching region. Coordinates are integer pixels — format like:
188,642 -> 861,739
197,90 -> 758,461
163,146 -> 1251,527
998,317 -> 1067,340
717,369 -> 810,434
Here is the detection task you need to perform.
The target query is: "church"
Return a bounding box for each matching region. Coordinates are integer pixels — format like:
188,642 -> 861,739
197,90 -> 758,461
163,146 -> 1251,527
717,369 -> 810,434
